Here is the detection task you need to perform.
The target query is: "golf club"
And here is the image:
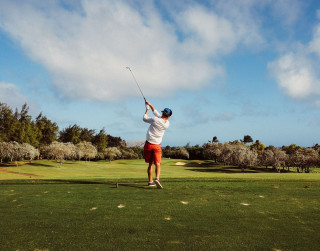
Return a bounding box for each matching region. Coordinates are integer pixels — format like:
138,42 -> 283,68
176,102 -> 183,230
126,67 -> 147,102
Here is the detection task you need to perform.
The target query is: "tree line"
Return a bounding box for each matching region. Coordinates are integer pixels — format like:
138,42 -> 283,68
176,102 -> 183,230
163,138 -> 320,173
0,102 -> 125,148
1,102 -> 320,172
0,141 -> 143,165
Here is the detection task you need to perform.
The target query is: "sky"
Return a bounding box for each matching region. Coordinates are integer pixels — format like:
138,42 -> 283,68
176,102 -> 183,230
1,0 -> 320,147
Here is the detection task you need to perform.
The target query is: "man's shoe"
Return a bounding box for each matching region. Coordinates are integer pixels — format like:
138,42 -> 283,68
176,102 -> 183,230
154,178 -> 163,189
148,181 -> 156,187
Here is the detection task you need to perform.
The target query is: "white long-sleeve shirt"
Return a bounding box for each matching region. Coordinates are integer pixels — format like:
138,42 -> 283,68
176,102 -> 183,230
143,109 -> 170,145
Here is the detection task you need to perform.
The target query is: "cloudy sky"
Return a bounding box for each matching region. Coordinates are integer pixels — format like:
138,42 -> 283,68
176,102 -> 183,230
1,0 -> 320,147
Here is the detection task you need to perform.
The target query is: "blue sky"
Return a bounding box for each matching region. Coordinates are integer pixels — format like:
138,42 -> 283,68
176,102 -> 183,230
1,0 -> 320,147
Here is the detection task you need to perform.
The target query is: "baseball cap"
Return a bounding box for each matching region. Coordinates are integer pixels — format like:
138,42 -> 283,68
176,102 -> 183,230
162,108 -> 172,117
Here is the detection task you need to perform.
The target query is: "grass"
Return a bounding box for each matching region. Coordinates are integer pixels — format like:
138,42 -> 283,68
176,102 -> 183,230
1,159 -> 320,250
1,158 -> 320,181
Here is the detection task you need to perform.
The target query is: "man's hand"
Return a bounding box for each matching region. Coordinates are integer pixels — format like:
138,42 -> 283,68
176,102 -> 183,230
145,101 -> 149,115
145,100 -> 155,112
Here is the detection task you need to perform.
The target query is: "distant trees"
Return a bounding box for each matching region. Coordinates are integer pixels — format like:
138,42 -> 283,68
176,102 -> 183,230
76,141 -> 97,161
0,103 -> 38,145
0,103 -> 58,147
185,145 -> 205,160
0,102 -> 126,158
204,142 -> 258,169
259,146 -> 287,172
289,148 -> 318,173
0,141 -> 39,165
163,146 -> 189,159
92,129 -> 108,152
171,147 -> 190,159
104,147 -> 122,161
36,113 -> 59,146
43,142 -> 73,164
202,141 -> 319,172
250,140 -> 266,155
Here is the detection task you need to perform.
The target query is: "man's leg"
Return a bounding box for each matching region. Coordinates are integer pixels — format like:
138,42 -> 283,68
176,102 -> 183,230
155,163 -> 161,179
154,163 -> 163,189
148,162 -> 153,182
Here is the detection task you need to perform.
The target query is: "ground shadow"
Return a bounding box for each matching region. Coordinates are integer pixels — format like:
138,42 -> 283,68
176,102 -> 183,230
185,161 -> 288,173
117,183 -> 151,190
28,163 -> 54,167
0,163 -> 19,167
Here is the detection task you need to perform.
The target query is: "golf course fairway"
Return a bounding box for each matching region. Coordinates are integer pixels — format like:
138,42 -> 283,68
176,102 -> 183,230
1,159 -> 319,250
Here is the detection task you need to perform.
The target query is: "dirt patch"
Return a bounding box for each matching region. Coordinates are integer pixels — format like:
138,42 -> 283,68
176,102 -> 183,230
0,166 -> 39,177
175,162 -> 186,166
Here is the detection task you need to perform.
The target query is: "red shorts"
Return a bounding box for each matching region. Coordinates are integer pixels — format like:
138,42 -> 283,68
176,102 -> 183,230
144,141 -> 162,164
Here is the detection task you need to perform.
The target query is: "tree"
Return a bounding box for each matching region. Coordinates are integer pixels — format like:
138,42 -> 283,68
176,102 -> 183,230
120,148 -> 139,159
250,140 -> 266,155
0,103 -> 19,142
104,147 -> 122,161
13,103 -> 40,146
169,147 -> 189,159
21,143 -> 39,162
7,141 -> 25,166
79,128 -> 95,142
242,135 -> 253,145
259,149 -> 274,168
212,136 -> 219,143
35,113 -> 59,146
59,125 -> 82,144
282,144 -> 301,155
107,135 -> 125,148
266,146 -> 287,172
76,141 -> 97,161
0,142 -> 9,163
204,143 -> 223,162
232,144 -> 258,170
185,145 -> 205,160
92,129 -> 108,152
290,148 -> 319,173
45,141 -> 74,165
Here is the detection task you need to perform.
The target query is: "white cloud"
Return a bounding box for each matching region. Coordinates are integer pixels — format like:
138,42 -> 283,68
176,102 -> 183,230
268,20 -> 320,104
0,0 -> 264,102
174,5 -> 238,56
0,82 -> 28,109
268,52 -> 319,99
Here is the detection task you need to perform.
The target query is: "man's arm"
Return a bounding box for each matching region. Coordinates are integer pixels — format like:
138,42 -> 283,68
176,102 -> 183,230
145,101 -> 155,112
143,102 -> 154,123
145,103 -> 149,115
145,101 -> 161,118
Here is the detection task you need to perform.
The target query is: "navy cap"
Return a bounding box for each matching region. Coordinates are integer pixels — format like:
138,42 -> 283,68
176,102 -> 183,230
162,108 -> 172,117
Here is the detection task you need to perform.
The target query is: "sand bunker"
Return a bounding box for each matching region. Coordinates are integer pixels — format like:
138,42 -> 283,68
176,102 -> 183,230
175,162 -> 186,166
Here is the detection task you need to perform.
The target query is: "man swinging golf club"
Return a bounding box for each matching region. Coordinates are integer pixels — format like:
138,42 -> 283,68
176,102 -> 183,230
143,100 -> 172,189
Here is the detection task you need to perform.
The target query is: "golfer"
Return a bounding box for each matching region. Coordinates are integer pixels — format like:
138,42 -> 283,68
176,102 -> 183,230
143,101 -> 172,189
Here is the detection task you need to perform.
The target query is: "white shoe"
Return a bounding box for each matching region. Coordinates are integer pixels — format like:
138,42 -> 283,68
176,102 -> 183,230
154,178 -> 163,189
148,181 -> 156,187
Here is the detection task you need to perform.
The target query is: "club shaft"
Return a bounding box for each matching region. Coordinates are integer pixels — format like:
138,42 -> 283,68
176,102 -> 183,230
126,67 -> 146,102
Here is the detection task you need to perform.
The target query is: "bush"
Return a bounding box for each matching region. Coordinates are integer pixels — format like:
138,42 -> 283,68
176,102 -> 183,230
168,147 -> 189,159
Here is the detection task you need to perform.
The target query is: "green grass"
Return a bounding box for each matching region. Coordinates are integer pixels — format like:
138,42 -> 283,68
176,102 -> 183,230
1,158 -> 320,181
1,159 -> 320,250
